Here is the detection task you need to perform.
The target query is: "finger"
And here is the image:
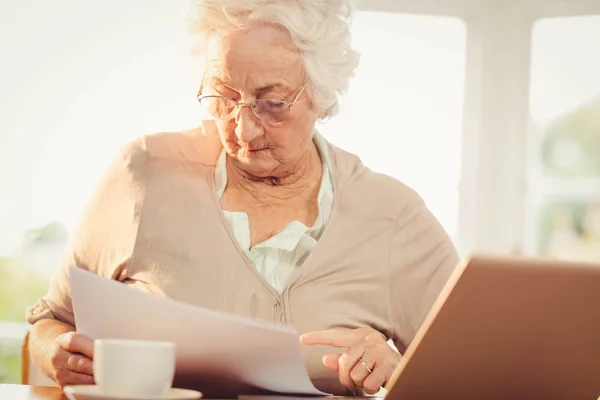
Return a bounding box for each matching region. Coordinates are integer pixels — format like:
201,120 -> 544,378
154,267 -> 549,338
349,358 -> 375,388
300,330 -> 359,348
322,354 -> 342,371
338,342 -> 366,389
59,332 -> 94,358
55,369 -> 95,389
363,367 -> 386,395
50,345 -> 69,372
66,354 -> 94,375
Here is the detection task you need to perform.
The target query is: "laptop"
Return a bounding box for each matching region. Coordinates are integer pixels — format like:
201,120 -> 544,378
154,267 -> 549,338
240,254 -> 600,400
384,254 -> 600,399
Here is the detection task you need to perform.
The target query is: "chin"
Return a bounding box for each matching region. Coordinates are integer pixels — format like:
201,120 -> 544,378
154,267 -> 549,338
234,153 -> 277,177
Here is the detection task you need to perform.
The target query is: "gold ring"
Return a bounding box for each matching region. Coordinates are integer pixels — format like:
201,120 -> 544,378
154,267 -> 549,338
360,360 -> 373,374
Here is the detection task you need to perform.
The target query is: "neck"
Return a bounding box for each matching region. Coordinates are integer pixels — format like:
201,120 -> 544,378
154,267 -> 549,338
226,144 -> 322,205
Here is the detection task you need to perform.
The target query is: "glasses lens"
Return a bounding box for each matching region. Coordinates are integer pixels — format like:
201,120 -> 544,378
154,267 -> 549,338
199,96 -> 235,119
253,99 -> 289,123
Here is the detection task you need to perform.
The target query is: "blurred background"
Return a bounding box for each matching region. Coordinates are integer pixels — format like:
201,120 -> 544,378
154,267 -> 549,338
1,0 -> 599,384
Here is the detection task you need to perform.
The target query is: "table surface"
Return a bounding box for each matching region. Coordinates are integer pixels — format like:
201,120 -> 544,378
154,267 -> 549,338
0,385 -> 233,400
1,385 -> 68,400
0,385 -> 379,400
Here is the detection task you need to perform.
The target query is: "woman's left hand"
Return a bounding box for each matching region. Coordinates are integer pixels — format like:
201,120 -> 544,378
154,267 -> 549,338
300,327 -> 401,394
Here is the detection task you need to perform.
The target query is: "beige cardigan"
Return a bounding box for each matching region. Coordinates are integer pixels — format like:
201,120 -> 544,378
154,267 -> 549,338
27,122 -> 460,395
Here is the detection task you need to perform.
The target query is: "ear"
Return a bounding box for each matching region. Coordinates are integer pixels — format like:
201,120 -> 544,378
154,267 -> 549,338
314,107 -> 326,119
313,102 -> 329,120
316,110 -> 328,121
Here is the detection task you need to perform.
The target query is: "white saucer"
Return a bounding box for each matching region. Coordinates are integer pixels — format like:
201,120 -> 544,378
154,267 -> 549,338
63,385 -> 202,400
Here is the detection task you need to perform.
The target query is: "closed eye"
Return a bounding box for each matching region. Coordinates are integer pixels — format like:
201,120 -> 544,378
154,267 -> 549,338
263,100 -> 287,110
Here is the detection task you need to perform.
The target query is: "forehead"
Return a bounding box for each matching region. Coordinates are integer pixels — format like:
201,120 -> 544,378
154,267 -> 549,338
205,26 -> 304,88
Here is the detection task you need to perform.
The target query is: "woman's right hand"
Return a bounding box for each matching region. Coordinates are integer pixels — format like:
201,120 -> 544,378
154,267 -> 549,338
50,331 -> 95,388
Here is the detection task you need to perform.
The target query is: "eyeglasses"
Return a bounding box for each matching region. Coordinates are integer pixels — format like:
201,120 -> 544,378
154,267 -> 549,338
197,81 -> 308,124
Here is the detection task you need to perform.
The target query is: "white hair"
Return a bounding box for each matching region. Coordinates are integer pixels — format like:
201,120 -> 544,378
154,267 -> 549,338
187,0 -> 361,120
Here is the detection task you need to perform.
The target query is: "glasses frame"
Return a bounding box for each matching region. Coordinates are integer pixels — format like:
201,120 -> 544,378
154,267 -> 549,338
197,80 -> 309,124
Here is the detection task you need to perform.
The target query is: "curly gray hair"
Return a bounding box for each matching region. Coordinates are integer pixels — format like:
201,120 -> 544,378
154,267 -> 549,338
187,0 -> 361,119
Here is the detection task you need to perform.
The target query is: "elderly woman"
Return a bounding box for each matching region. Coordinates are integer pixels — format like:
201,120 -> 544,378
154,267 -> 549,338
26,0 -> 459,396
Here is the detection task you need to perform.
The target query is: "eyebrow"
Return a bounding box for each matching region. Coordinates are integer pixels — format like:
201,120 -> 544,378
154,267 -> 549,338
210,77 -> 292,96
254,83 -> 291,95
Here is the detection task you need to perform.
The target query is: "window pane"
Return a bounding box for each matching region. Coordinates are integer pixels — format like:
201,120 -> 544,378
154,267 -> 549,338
0,0 -> 194,383
528,15 -> 600,261
530,16 -> 600,179
0,1 -> 195,257
318,12 -> 466,240
537,200 -> 600,262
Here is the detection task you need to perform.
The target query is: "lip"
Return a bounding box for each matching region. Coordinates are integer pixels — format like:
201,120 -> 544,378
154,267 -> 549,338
246,148 -> 267,152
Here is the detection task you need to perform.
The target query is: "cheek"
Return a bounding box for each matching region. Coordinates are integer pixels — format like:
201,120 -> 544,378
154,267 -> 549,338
270,114 -> 315,149
266,127 -> 296,147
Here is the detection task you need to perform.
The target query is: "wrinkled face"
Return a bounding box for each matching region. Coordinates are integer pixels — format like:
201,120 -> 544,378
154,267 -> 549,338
202,26 -> 317,178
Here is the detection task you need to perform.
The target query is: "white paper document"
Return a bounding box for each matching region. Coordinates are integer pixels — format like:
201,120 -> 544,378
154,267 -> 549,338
69,267 -> 327,396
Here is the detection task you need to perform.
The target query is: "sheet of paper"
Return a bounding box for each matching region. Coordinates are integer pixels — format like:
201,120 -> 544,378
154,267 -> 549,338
69,267 -> 328,396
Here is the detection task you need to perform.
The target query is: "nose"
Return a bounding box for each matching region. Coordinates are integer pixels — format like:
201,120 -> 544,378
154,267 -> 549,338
234,106 -> 264,143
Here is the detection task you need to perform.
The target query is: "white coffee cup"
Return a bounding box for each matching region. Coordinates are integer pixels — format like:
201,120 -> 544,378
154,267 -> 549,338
93,339 -> 176,397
